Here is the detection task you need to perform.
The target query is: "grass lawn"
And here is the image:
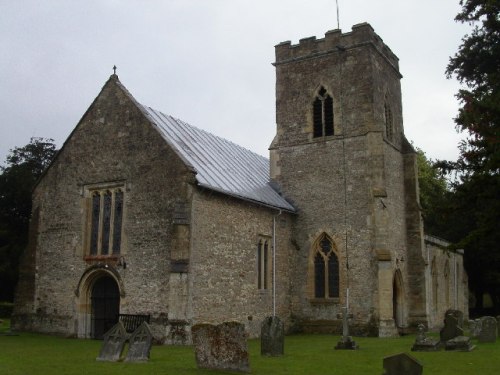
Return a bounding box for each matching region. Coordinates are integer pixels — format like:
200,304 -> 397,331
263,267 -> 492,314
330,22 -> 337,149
1,326 -> 499,375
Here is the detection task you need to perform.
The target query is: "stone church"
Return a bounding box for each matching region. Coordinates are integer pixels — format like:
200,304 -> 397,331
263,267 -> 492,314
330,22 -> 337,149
13,23 -> 467,343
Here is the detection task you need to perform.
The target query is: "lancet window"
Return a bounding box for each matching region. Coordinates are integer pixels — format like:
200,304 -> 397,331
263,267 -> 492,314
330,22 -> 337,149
313,234 -> 339,298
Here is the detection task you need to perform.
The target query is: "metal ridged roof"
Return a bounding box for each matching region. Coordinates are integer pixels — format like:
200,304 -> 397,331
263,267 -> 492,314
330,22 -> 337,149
141,105 -> 295,212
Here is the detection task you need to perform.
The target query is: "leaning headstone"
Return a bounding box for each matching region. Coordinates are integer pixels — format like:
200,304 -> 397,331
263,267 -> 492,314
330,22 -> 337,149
478,316 -> 497,343
261,316 -> 284,356
382,352 -> 423,375
445,336 -> 475,351
125,321 -> 153,362
440,312 -> 463,342
192,322 -> 250,373
411,324 -> 440,351
96,321 -> 127,362
335,306 -> 358,350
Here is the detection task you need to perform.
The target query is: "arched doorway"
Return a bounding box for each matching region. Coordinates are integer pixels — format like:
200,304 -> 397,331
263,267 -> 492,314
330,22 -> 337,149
91,276 -> 120,339
392,270 -> 405,329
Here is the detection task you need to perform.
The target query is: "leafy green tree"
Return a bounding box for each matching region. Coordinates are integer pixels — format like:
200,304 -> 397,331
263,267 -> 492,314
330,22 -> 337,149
0,137 -> 57,301
416,148 -> 449,237
444,0 -> 500,313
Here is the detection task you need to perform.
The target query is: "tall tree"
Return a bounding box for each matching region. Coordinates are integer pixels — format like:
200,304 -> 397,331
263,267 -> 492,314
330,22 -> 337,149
0,137 -> 57,301
445,0 -> 500,313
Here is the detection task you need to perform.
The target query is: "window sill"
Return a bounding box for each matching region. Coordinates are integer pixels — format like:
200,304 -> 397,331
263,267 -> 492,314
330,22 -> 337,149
309,298 -> 340,305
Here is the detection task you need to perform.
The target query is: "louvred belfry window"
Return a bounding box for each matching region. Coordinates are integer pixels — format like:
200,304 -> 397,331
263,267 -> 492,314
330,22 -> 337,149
313,87 -> 334,138
88,187 -> 124,256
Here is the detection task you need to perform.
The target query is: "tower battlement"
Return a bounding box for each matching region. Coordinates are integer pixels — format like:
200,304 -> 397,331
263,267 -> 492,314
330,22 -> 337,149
275,23 -> 399,71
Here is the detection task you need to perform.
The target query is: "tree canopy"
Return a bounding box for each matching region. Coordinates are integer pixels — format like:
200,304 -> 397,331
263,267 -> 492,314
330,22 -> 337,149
0,137 -> 57,301
443,0 -> 500,313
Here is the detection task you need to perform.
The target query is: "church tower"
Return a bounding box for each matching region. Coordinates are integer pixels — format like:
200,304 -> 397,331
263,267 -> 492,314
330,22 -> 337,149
270,23 -> 428,336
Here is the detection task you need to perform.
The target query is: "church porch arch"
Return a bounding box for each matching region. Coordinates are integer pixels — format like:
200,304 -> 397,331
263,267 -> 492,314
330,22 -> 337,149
75,265 -> 125,339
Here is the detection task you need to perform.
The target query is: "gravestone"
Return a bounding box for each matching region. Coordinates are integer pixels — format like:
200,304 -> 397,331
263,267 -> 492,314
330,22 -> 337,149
440,312 -> 463,342
411,324 -> 439,351
261,316 -> 284,356
445,309 -> 464,327
192,322 -> 250,373
478,316 -> 497,343
468,319 -> 481,338
445,336 -> 475,351
125,321 -> 153,362
335,306 -> 358,350
382,352 -> 423,375
96,322 -> 127,362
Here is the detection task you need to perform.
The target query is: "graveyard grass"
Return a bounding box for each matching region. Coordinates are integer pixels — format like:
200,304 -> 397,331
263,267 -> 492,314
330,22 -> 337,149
1,326 -> 499,375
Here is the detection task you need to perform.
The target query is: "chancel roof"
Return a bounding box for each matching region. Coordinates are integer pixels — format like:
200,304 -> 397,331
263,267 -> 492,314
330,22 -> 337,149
141,105 -> 295,212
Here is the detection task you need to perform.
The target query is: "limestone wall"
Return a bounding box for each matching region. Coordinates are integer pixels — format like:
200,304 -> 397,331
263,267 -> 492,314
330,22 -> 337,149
189,189 -> 293,338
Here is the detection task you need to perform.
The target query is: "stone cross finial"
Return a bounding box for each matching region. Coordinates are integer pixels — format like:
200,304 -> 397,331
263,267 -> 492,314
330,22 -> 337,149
113,65 -> 117,75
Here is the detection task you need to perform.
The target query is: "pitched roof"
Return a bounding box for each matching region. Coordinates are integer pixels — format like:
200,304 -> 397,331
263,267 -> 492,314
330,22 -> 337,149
140,105 -> 295,212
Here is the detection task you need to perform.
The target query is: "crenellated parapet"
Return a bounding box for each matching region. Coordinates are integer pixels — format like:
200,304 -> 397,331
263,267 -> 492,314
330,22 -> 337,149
274,23 -> 399,72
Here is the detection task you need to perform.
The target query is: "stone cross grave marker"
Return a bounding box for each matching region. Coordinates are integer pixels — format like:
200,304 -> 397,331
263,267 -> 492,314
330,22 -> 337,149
411,323 -> 439,351
192,321 -> 250,373
335,306 -> 358,350
440,311 -> 463,342
125,321 -> 153,362
96,321 -> 127,362
382,352 -> 423,375
478,316 -> 497,343
261,316 -> 284,356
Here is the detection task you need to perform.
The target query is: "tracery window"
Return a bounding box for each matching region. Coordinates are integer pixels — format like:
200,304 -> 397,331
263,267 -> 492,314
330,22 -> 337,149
313,234 -> 339,298
257,238 -> 270,290
313,86 -> 334,138
89,187 -> 124,256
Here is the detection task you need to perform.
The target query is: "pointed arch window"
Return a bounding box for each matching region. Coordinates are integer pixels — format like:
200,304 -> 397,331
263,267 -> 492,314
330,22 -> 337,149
88,186 -> 124,257
313,87 -> 334,138
313,234 -> 339,298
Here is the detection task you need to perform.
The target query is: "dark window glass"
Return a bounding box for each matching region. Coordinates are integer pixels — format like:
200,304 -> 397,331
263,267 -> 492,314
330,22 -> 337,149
324,95 -> 334,136
112,190 -> 123,254
90,193 -> 100,255
314,253 -> 325,298
328,252 -> 340,298
257,241 -> 262,289
263,241 -> 268,289
313,98 -> 323,137
385,103 -> 393,140
101,191 -> 112,255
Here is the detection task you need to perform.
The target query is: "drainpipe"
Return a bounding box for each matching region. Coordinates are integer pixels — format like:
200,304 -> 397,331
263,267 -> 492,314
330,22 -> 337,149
272,210 -> 282,317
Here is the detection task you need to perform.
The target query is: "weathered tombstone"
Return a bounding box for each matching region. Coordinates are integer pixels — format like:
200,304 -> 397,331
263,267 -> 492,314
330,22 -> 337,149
335,306 -> 358,350
382,352 -> 423,375
468,319 -> 481,338
261,316 -> 284,356
125,321 -> 153,362
445,336 -> 475,351
440,312 -> 463,342
411,323 -> 440,351
96,322 -> 127,362
478,316 -> 497,343
192,322 -> 250,373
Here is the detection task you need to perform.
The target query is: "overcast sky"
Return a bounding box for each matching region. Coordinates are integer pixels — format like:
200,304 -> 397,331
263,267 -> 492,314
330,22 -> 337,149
1,0 -> 470,166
